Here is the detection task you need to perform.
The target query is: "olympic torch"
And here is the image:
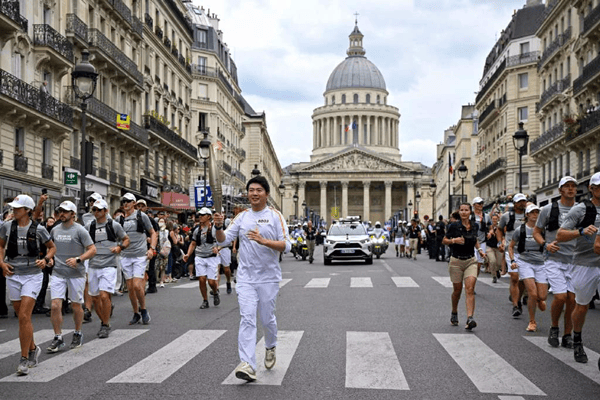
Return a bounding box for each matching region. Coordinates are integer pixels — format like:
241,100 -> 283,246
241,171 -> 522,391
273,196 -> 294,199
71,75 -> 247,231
208,144 -> 222,213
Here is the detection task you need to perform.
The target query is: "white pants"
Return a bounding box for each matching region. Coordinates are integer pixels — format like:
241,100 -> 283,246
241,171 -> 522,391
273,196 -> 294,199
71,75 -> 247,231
237,282 -> 279,370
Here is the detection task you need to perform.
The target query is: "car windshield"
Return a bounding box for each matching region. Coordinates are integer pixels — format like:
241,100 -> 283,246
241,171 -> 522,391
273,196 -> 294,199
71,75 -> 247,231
328,224 -> 366,236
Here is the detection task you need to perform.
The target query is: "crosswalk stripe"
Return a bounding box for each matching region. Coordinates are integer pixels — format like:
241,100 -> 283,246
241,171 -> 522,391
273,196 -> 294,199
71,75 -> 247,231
173,282 -> 198,289
391,277 -> 419,287
478,277 -> 510,288
432,276 -> 454,288
498,397 -> 526,400
304,278 -> 330,288
222,330 -> 304,385
345,331 -> 409,390
524,336 -> 600,385
1,329 -> 147,382
108,330 -> 226,383
0,329 -> 72,361
350,277 -> 372,288
279,279 -> 292,288
433,334 -> 545,396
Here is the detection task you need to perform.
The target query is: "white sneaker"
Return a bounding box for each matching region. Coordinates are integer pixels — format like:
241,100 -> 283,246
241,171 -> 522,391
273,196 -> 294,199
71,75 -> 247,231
234,362 -> 256,381
265,347 -> 276,370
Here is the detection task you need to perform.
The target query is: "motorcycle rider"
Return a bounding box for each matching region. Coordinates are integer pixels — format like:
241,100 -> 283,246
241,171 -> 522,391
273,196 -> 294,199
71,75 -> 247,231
304,220 -> 317,263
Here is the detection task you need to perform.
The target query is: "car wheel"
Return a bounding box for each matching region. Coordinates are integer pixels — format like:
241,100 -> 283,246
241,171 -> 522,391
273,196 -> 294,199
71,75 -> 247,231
324,256 -> 331,265
365,256 -> 373,265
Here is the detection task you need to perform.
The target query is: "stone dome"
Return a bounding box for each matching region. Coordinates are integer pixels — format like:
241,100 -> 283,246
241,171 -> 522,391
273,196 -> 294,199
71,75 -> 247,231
326,57 -> 386,92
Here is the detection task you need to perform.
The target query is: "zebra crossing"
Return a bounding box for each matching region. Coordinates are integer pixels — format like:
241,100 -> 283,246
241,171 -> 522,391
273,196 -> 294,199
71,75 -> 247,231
0,327 -> 598,394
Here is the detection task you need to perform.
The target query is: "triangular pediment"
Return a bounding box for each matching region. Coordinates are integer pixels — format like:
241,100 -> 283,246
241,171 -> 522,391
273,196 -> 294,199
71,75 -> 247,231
299,148 -> 415,173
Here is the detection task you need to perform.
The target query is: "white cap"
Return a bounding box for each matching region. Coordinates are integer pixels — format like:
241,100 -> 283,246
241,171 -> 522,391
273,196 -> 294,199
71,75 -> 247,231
197,207 -> 212,216
590,172 -> 600,186
58,201 -> 77,213
136,199 -> 147,206
558,176 -> 577,188
92,199 -> 108,210
8,195 -> 35,210
513,193 -> 527,203
472,197 -> 484,205
87,192 -> 102,202
121,193 -> 136,202
525,204 -> 540,214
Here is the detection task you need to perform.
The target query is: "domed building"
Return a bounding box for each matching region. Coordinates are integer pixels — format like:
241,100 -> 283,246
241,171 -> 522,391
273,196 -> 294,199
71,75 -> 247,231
281,23 -> 432,225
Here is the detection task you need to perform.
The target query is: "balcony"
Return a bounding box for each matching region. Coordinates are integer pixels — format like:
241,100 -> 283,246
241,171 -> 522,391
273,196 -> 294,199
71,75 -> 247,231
531,122 -> 564,154
70,156 -> 80,170
65,14 -> 88,47
476,59 -> 506,104
88,29 -> 143,87
0,69 -> 73,127
222,161 -> 232,175
232,169 -> 246,183
474,157 -> 506,184
236,147 -> 246,160
537,74 -> 571,112
155,25 -> 163,39
14,153 -> 27,173
110,171 -> 117,183
539,27 -> 571,69
506,51 -> 540,68
132,16 -> 143,38
218,70 -> 234,95
143,115 -> 197,160
479,100 -> 498,125
101,0 -> 132,27
570,109 -> 600,144
33,24 -> 74,66
130,179 -> 137,191
163,0 -> 193,38
0,0 -> 27,34
144,13 -> 153,29
163,36 -> 171,49
192,65 -> 217,77
573,54 -> 600,95
171,47 -> 178,58
98,167 -> 107,180
583,4 -> 600,37
41,162 -> 54,180
118,175 -> 126,186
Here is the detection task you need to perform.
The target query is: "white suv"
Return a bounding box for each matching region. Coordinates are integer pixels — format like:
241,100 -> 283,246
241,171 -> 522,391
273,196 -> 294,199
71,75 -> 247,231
323,220 -> 373,265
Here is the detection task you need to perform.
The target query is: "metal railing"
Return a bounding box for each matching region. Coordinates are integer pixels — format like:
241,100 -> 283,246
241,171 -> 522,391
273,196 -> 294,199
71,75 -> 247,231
118,174 -> 125,186
41,163 -> 53,180
236,148 -> 246,159
474,157 -> 506,184
583,4 -> 600,35
98,167 -> 107,180
155,26 -> 163,39
110,171 -> 117,183
143,115 -> 197,159
218,70 -> 234,94
537,74 -> 571,112
163,36 -> 171,49
531,122 -> 564,153
506,51 -> 540,68
132,16 -> 143,37
574,54 -> 600,94
222,161 -> 232,175
479,100 -> 497,124
575,109 -> 600,141
130,179 -> 137,190
88,29 -> 143,86
539,27 -> 571,68
33,24 -> 74,63
0,69 -> 73,126
106,0 -> 132,26
144,13 -> 153,29
476,59 -> 506,104
0,0 -> 27,32
191,65 -> 217,77
14,154 -> 27,173
232,169 -> 246,183
66,14 -> 88,43
70,156 -> 80,170
163,0 -> 193,38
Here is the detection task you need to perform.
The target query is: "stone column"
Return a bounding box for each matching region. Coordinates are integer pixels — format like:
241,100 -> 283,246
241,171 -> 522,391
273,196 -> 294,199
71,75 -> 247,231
384,181 -> 392,221
363,181 -> 370,222
375,117 -> 379,145
313,121 -> 317,150
320,180 -> 327,224
341,180 -> 349,218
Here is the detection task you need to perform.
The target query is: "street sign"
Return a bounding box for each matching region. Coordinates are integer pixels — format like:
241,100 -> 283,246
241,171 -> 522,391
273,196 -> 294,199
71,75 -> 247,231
65,171 -> 78,185
194,180 -> 213,208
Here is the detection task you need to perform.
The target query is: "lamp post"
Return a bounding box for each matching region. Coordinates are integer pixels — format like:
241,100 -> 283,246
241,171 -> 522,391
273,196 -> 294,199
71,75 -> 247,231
293,193 -> 298,222
415,191 -> 421,220
429,179 -> 437,219
408,200 -> 413,220
457,160 -> 468,202
302,200 -> 307,222
71,50 -> 98,219
251,164 -> 261,177
278,181 -> 285,213
197,130 -> 211,207
513,122 -> 529,193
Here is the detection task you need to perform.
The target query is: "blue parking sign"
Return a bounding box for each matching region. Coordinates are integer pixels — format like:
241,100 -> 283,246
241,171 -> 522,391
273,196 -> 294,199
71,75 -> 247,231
195,182 -> 213,208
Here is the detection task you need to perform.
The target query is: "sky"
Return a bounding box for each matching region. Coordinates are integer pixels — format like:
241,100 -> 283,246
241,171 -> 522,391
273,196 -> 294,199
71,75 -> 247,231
192,0 -> 538,170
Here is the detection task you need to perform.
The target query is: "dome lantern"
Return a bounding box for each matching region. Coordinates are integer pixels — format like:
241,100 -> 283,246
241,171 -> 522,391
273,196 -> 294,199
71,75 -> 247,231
347,21 -> 365,57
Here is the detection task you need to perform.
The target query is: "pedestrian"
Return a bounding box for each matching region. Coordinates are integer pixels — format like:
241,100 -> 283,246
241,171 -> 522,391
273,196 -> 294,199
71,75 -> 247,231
0,194 -> 56,375
214,176 -> 291,382
81,193 -> 103,325
304,220 -> 317,263
556,171 -> 600,365
393,221 -> 405,257
85,199 -> 129,338
135,200 -> 159,293
217,216 -> 234,293
407,219 -> 421,260
442,202 -> 485,330
485,214 -> 503,283
471,197 -> 491,277
47,201 -> 96,353
533,176 -> 578,348
156,217 -> 170,288
435,215 -> 446,261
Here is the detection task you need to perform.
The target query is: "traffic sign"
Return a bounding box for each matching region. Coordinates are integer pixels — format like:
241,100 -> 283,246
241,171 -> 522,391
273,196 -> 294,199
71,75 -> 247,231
195,180 -> 213,208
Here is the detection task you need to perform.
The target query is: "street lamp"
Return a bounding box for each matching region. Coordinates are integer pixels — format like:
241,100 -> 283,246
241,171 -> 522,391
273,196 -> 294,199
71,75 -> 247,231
429,179 -> 437,218
457,160 -> 468,202
513,122 -> 529,193
293,193 -> 298,222
415,191 -> 421,219
408,200 -> 413,220
278,181 -> 285,213
71,49 -> 98,218
302,200 -> 307,222
197,130 -> 211,207
251,164 -> 261,177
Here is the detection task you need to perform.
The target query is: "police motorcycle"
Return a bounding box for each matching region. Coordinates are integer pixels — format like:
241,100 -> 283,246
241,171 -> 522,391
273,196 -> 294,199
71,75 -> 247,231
290,225 -> 308,260
369,221 -> 389,259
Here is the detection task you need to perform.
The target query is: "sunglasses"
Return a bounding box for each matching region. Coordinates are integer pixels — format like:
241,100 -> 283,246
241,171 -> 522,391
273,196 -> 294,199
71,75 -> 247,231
121,199 -> 134,204
92,208 -> 105,212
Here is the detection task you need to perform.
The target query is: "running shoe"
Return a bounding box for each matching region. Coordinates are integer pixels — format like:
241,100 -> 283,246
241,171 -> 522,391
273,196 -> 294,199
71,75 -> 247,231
265,347 -> 276,370
512,306 -> 521,318
83,308 -> 92,323
226,282 -> 232,294
70,332 -> 83,349
465,317 -> 477,330
450,313 -> 458,326
562,334 -> 574,349
492,276 -> 497,283
46,336 -> 65,353
548,327 -> 560,347
200,300 -> 209,309
98,324 -> 111,339
27,345 -> 41,368
574,342 -> 588,363
234,362 -> 257,382
16,356 -> 29,376
526,321 -> 537,332
213,293 -> 220,306
141,309 -> 151,324
129,313 -> 141,325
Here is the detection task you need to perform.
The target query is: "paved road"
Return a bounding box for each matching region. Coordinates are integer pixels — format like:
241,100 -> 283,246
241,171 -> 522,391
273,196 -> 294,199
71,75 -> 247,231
1,246 -> 599,399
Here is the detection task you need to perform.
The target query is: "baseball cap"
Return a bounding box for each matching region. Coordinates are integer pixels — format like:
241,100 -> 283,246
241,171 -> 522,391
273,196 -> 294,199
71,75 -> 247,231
121,193 -> 136,202
472,196 -> 484,205
136,199 -> 147,206
513,193 -> 527,203
8,195 -> 35,210
58,201 -> 77,213
590,172 -> 600,186
197,207 -> 212,216
558,176 -> 577,188
525,204 -> 540,214
92,199 -> 108,210
87,192 -> 102,202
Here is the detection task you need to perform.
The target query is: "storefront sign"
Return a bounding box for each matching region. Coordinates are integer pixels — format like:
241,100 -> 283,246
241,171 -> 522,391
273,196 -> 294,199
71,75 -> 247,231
65,171 -> 78,185
140,179 -> 159,199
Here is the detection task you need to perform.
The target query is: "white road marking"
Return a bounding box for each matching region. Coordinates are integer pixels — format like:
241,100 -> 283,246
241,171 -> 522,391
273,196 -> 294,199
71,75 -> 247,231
1,329 -> 147,382
433,334 -> 545,396
304,278 -> 330,288
498,396 -> 526,400
222,330 -> 304,385
279,279 -> 292,288
345,331 -> 409,390
173,282 -> 198,289
350,277 -> 373,288
524,336 -> 600,385
0,329 -> 72,361
108,330 -> 226,383
380,260 -> 395,274
478,277 -> 510,288
432,276 -> 454,288
391,277 -> 419,287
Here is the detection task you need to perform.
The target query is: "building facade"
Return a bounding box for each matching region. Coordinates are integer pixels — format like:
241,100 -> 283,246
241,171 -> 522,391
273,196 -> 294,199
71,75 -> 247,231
433,128 -> 456,220
451,105 -> 478,204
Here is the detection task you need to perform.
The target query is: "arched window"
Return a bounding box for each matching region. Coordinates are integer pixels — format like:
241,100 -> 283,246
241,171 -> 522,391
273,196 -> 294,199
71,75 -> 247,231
332,95 -> 335,105
366,94 -> 370,103
353,94 -> 358,104
376,95 -> 380,104
342,94 -> 346,104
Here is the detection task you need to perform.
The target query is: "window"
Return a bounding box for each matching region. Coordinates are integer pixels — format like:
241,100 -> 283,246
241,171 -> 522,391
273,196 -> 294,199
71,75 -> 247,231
366,94 -> 370,103
353,94 -> 358,104
197,29 -> 207,45
71,130 -> 79,158
517,172 -> 529,187
198,112 -> 207,130
520,42 -> 530,55
341,94 -> 346,104
119,151 -> 125,174
376,95 -> 380,104
198,83 -> 207,99
15,128 -> 25,155
331,95 -> 335,105
518,73 -> 528,89
42,139 -> 52,165
100,142 -> 106,169
110,147 -> 116,170
197,56 -> 206,73
154,151 -> 159,175
518,107 -> 528,122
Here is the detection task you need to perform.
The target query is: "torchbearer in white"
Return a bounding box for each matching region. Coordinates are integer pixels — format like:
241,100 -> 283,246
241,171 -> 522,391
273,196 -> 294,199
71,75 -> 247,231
214,176 -> 291,382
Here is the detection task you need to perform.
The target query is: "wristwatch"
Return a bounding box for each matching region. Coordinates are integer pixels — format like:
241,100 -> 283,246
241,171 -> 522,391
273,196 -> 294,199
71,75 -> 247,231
44,257 -> 51,264
511,259 -> 516,264
76,257 -> 81,264
579,227 -> 585,236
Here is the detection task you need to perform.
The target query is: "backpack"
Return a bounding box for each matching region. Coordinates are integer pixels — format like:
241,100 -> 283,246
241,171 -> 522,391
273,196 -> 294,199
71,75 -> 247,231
89,220 -> 117,243
6,220 -> 40,259
546,201 -> 560,231
471,213 -> 488,234
506,211 -> 516,231
517,224 -> 543,253
195,224 -> 215,245
119,210 -> 148,235
576,200 -> 598,229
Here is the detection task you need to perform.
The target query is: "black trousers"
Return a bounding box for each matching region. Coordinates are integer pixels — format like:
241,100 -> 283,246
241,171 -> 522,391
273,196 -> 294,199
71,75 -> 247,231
428,238 -> 437,259
436,240 -> 446,260
0,273 -> 7,316
147,256 -> 157,289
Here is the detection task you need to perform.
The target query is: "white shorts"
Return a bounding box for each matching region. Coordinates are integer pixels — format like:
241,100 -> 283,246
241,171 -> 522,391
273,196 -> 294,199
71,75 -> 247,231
475,243 -> 487,263
219,247 -> 231,267
50,274 -> 86,303
395,237 -> 405,245
88,268 -> 118,296
545,260 -> 573,294
506,252 -> 520,273
195,256 -> 219,280
571,265 -> 600,305
121,256 -> 147,280
518,260 -> 548,283
6,273 -> 43,301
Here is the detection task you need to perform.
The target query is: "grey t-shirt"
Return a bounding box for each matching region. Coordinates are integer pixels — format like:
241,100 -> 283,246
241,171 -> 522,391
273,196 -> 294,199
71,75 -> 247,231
0,220 -> 51,275
120,210 -> 154,258
499,211 -> 525,249
473,213 -> 490,243
81,212 -> 95,227
560,202 -> 600,267
511,225 -> 544,265
85,219 -> 127,269
192,225 -> 218,258
536,201 -> 576,264
51,223 -> 94,278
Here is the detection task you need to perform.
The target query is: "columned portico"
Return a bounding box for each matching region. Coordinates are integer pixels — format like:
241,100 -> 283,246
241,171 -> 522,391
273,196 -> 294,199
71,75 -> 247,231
363,181 -> 370,222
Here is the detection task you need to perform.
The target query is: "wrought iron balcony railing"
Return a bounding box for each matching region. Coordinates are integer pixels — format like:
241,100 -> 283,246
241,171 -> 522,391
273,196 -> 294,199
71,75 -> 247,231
118,174 -> 126,186
88,29 -> 143,86
33,24 -> 74,63
479,99 -> 497,125
98,167 -> 107,180
106,0 -> 132,26
144,13 -> 153,29
583,4 -> 600,36
155,25 -> 163,39
474,157 -> 506,184
574,109 -> 600,142
0,0 -> 27,32
143,115 -> 197,159
0,69 -> 73,126
163,36 -> 171,49
476,59 -> 506,104
70,156 -> 80,170
110,171 -> 117,183
506,51 -> 540,68
66,14 -> 88,43
132,16 -> 143,37
539,27 -> 571,68
130,179 -> 137,190
191,65 -> 217,77
41,162 -> 54,180
537,74 -> 571,112
222,161 -> 232,175
531,122 -> 564,154
573,54 -> 600,94
14,153 -> 27,173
